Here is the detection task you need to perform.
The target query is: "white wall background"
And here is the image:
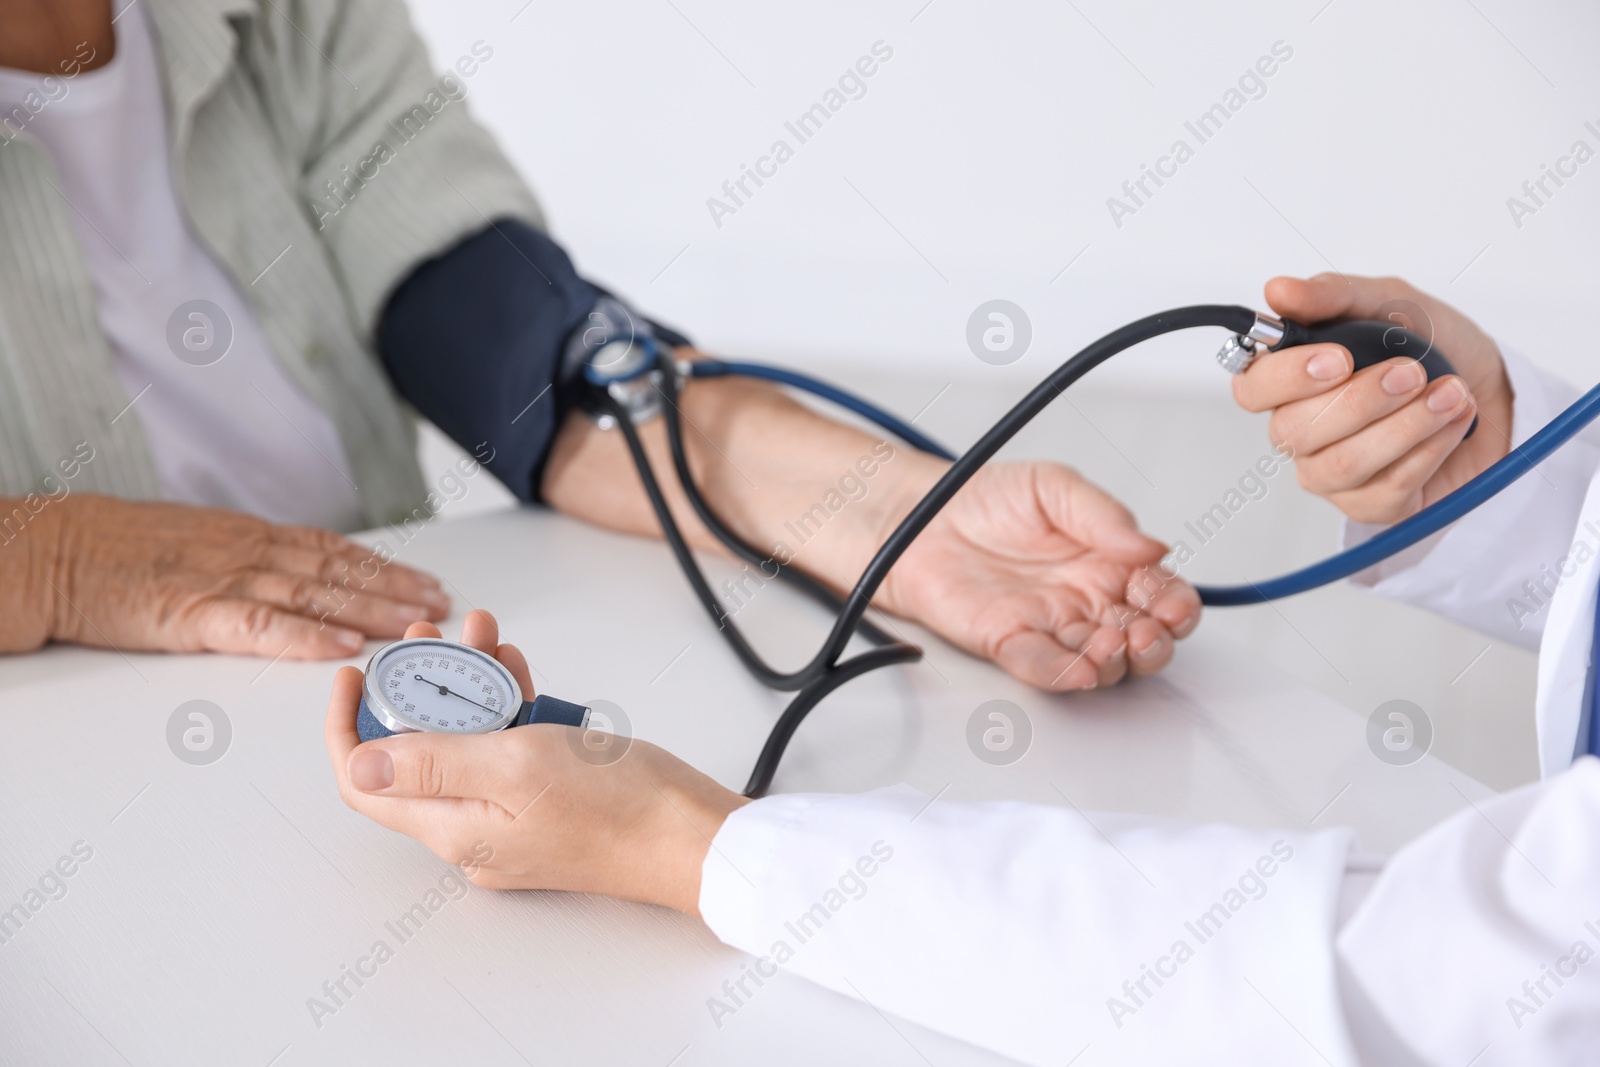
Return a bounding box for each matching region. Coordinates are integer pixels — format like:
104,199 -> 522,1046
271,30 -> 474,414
406,0 -> 1597,788
406,0 -> 1600,390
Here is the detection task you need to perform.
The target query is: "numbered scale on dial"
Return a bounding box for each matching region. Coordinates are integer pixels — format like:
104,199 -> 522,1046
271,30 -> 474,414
357,637 -> 593,743
378,641 -> 512,733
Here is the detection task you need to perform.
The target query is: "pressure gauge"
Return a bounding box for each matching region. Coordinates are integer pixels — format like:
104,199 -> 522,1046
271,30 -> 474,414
357,638 -> 590,742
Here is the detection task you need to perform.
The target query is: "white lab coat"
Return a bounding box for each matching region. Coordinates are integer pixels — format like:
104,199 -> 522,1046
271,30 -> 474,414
697,351 -> 1600,1065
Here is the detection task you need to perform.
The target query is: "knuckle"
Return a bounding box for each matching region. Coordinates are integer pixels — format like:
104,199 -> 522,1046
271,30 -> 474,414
1318,447 -> 1360,489
287,522 -> 347,553
1339,381 -> 1387,424
241,529 -> 276,564
289,575 -> 326,613
412,746 -> 447,798
1367,463 -> 1424,504
1266,411 -> 1297,449
315,551 -> 350,585
237,602 -> 279,642
316,528 -> 356,554
219,571 -> 256,601
1232,376 -> 1264,413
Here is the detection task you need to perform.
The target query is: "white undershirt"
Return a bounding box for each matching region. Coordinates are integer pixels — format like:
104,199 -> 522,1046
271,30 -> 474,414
0,9 -> 363,530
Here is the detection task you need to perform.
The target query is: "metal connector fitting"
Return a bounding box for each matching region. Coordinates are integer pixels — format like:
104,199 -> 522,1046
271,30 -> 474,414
604,367 -> 665,425
585,337 -> 686,428
1216,334 -> 1259,375
1246,312 -> 1286,350
1216,311 -> 1288,375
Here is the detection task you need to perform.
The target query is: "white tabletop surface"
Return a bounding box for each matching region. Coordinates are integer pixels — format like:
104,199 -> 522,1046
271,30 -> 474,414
0,506 -> 1496,1066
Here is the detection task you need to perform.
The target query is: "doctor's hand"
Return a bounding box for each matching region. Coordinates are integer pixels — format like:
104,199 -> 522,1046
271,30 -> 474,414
1233,274 -> 1513,525
326,611 -> 744,915
876,461 -> 1201,691
2,494 -> 449,657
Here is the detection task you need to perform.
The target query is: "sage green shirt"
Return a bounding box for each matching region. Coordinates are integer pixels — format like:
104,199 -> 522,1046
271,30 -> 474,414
0,0 -> 543,528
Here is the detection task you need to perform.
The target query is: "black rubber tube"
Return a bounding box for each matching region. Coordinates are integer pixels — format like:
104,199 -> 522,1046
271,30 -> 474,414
796,305 -> 1256,676
740,642 -> 924,798
603,305 -> 1258,794
654,364 -> 898,651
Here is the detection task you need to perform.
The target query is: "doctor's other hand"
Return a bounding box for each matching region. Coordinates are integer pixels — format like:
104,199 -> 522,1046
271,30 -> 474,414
877,461 -> 1201,692
1,494 -> 448,657
1233,274 -> 1513,525
327,611 -> 744,915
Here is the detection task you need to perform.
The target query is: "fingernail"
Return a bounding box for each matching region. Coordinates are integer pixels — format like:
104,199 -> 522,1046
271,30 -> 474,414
418,588 -> 450,610
1132,640 -> 1161,660
1381,362 -> 1425,395
350,749 -> 394,791
1306,349 -> 1346,380
333,628 -> 363,651
1427,383 -> 1465,413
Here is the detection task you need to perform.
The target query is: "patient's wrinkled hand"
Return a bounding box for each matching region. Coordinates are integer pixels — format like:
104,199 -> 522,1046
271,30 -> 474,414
1232,274 -> 1513,525
326,611 -> 744,915
30,494 -> 449,658
877,460 -> 1202,691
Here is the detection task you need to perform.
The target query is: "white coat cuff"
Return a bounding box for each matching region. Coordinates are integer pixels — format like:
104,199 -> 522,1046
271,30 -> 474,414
700,786 -> 1359,1065
1338,346 -> 1595,647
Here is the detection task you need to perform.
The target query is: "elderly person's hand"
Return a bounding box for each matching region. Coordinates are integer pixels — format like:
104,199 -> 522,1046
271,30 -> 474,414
2,493 -> 448,657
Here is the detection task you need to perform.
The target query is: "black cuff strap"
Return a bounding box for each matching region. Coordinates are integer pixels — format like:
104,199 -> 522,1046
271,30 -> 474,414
379,218 -> 695,503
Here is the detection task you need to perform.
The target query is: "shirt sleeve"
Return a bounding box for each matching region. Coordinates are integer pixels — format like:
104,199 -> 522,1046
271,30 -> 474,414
1338,349 -> 1600,649
699,785 -> 1359,1065
701,767 -> 1600,1066
264,0 -> 546,336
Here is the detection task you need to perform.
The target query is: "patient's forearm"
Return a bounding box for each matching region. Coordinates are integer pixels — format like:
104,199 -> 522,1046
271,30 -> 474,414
539,352 -> 946,597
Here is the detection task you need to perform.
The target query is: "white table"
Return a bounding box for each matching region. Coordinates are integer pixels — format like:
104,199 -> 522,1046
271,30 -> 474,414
0,507 -> 1494,1066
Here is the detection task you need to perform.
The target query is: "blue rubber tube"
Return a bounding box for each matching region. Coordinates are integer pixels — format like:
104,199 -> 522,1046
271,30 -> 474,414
1198,382 -> 1600,604
690,359 -> 1600,607
690,359 -> 958,462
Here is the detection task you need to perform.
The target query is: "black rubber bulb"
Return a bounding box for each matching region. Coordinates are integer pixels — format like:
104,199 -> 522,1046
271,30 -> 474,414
1278,318 -> 1476,437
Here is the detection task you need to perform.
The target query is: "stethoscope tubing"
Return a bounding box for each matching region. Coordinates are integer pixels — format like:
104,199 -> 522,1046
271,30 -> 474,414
615,307 -> 1600,794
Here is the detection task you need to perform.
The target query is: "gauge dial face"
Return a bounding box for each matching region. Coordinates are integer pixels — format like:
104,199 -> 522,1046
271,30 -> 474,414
367,640 -> 518,734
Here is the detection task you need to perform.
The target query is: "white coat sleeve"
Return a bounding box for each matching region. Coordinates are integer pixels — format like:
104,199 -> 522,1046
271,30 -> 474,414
700,765 -> 1600,1066
1338,349 -> 1600,649
698,785 -> 1360,1065
1336,757 -> 1600,1066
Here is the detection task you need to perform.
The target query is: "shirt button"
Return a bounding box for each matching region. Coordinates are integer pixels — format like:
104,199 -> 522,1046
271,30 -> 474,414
305,341 -> 330,367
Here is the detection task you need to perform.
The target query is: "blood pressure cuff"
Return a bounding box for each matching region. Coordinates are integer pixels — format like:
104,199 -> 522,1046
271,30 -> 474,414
377,218 -> 690,502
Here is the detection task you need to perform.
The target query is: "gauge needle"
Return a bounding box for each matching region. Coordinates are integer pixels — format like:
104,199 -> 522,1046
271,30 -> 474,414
415,675 -> 501,716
